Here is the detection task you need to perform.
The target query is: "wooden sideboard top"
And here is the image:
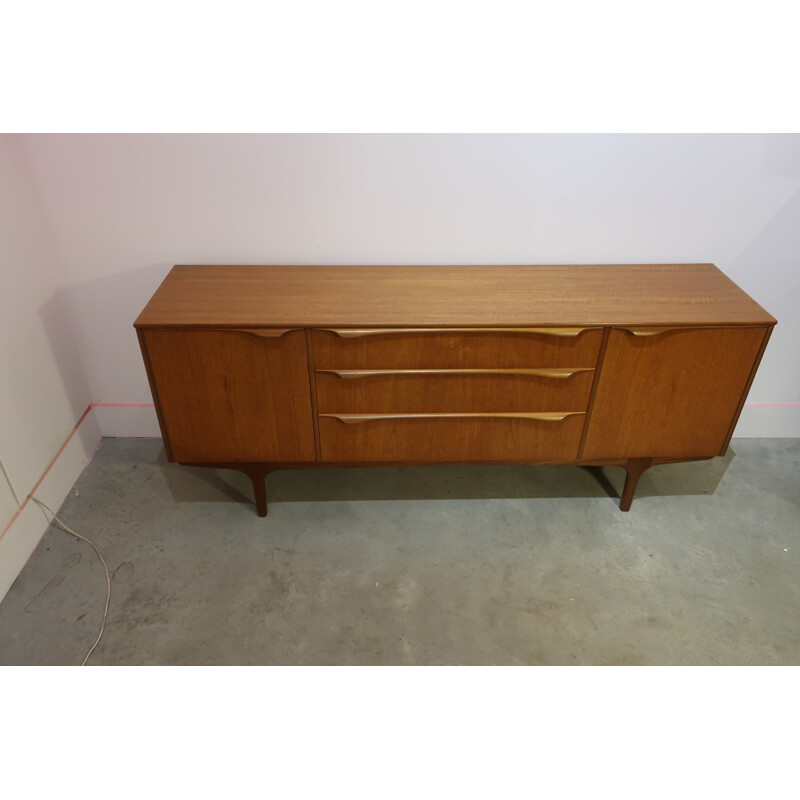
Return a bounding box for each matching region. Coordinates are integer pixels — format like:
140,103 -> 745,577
134,264 -> 776,328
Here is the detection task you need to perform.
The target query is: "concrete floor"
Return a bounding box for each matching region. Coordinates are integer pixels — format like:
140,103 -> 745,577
0,437 -> 798,665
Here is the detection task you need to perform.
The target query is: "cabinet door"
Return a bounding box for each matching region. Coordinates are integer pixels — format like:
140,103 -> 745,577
142,328 -> 315,463
582,326 -> 767,459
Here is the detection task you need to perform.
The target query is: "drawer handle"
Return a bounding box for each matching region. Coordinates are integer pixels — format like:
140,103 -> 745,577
320,412 -> 585,424
616,326 -> 763,337
317,368 -> 594,379
320,327 -> 598,338
615,327 -> 678,337
219,328 -> 300,338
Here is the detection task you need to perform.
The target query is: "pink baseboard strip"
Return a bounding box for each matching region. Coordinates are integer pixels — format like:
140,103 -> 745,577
91,402 -> 155,408
744,404 -> 800,408
93,401 -> 797,409
91,401 -> 798,409
1,404 -> 156,540
0,404 -> 96,541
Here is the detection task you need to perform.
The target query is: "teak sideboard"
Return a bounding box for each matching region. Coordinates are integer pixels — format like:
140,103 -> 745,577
134,264 -> 775,516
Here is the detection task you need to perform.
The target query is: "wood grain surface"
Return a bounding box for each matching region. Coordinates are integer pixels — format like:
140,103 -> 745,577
581,326 -> 768,459
318,413 -> 586,462
134,264 -> 776,328
143,329 -> 316,463
315,369 -> 594,413
311,327 -> 603,369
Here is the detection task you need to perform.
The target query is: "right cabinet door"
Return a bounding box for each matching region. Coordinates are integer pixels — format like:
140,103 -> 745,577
582,326 -> 768,459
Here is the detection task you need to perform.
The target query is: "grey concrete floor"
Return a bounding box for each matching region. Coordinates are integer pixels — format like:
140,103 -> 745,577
0,437 -> 798,665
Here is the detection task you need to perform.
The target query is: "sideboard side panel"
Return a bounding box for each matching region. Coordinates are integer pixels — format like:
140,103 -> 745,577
581,326 -> 768,459
718,324 -> 774,455
143,328 -> 316,463
137,328 -> 174,461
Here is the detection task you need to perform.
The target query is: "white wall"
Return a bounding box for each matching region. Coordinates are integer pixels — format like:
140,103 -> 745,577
18,133 -> 800,435
0,469 -> 17,530
0,134 -> 99,599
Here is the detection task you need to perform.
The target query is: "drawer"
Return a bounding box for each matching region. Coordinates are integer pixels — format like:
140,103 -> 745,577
315,368 -> 595,413
311,327 -> 603,369
318,412 -> 585,462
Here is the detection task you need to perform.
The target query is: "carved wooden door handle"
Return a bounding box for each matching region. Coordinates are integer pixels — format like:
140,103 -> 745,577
319,327 -> 600,338
319,412 -> 585,424
316,368 -> 594,379
224,328 -> 301,338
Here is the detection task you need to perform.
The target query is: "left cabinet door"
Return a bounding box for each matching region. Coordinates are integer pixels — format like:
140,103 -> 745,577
140,328 -> 316,463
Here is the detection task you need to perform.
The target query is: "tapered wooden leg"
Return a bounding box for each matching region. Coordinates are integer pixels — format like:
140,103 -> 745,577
250,470 -> 268,517
620,458 -> 651,511
179,461 -> 271,516
234,464 -> 269,516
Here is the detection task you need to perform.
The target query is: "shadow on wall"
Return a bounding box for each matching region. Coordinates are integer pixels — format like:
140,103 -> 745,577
37,291 -> 93,423
730,182 -> 800,404
156,448 -> 736,508
41,262 -> 174,407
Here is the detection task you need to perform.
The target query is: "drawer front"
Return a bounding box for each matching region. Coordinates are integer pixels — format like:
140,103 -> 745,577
312,327 -> 603,369
318,413 -> 585,462
315,368 -> 595,413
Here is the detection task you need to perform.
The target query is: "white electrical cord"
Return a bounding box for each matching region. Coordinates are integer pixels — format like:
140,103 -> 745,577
29,496 -> 111,666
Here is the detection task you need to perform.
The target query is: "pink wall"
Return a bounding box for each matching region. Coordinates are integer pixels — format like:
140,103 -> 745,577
18,133 -> 800,435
